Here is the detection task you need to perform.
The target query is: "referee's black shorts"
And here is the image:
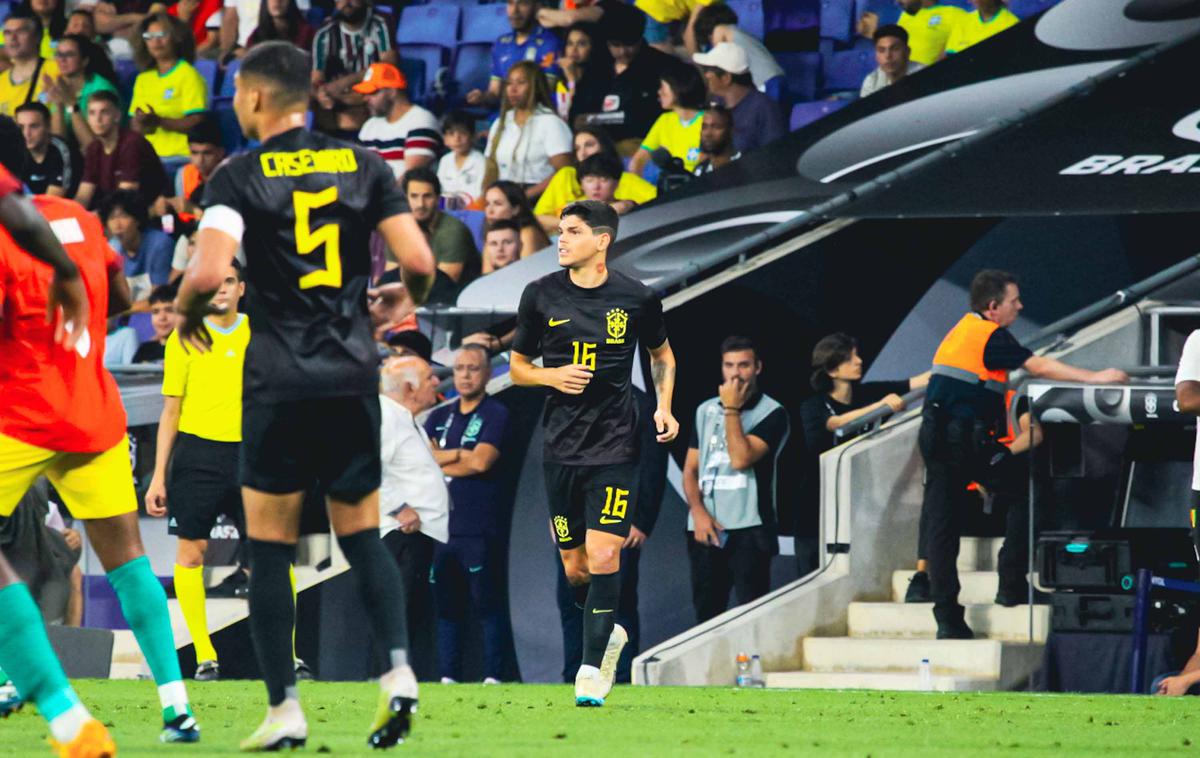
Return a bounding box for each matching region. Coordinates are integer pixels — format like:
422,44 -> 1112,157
543,461 -> 638,550
240,394 -> 381,503
167,432 -> 244,540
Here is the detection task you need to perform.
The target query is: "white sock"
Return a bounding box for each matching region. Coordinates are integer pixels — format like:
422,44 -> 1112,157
48,703 -> 91,744
577,664 -> 600,680
268,697 -> 304,722
157,680 -> 190,717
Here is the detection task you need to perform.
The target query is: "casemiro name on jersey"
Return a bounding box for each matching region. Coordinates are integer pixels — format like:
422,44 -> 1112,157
261,148 -> 359,177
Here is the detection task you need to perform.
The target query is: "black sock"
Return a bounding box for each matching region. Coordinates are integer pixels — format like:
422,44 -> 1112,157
248,539 -> 297,706
337,529 -> 409,665
572,578 -> 590,610
582,571 -> 620,668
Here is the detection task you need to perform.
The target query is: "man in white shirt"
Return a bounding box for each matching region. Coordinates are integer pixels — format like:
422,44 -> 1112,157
378,354 -> 448,680
860,25 -> 924,98
219,0 -> 262,57
355,63 -> 442,182
1176,331 -> 1200,509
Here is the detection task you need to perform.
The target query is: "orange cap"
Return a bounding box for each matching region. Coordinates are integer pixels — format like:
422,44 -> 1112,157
352,63 -> 407,94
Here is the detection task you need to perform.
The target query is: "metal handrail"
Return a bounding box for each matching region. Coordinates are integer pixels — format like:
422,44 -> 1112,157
831,387 -> 926,442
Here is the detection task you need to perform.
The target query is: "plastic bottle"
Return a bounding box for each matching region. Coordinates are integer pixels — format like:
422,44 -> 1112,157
917,658 -> 933,691
750,655 -> 765,688
735,652 -> 751,687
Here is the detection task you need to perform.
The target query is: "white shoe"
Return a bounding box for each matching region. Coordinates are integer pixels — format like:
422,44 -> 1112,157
482,677 -> 501,685
439,676 -> 457,685
239,702 -> 307,751
369,665 -> 418,748
574,665 -> 604,707
597,623 -> 628,699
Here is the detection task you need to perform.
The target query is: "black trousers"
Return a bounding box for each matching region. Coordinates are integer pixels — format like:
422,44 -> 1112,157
555,546 -> 641,683
381,530 -> 437,681
685,526 -> 774,624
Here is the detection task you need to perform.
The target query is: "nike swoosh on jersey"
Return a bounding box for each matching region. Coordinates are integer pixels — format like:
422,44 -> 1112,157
591,608 -> 613,614
548,318 -> 571,326
599,517 -> 623,524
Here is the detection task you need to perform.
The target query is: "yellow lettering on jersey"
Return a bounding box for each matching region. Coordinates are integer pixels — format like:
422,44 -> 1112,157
260,149 -> 359,177
572,341 -> 597,371
293,188 -> 341,289
606,308 -> 628,345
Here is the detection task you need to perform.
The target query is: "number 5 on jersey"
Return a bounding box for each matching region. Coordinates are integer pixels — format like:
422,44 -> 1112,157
294,188 -> 341,289
572,340 -> 597,371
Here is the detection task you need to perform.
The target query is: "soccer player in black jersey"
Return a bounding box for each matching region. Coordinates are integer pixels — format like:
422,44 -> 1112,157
510,200 -> 679,707
174,42 -> 436,751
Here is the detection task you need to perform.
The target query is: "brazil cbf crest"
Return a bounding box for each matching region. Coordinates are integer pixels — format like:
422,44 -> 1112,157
554,515 -> 571,542
606,308 -> 628,345
464,415 -> 483,440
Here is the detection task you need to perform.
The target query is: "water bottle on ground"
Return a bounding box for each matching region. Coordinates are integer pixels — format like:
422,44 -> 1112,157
750,655 -> 765,688
918,658 -> 933,691
735,652 -> 751,687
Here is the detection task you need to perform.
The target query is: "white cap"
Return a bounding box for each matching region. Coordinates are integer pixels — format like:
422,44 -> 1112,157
692,41 -> 750,75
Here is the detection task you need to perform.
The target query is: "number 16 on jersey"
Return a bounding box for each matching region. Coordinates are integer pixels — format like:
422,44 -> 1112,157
572,340 -> 597,370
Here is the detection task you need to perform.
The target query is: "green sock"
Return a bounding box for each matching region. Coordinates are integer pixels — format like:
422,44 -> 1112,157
0,584 -> 82,721
107,555 -> 188,717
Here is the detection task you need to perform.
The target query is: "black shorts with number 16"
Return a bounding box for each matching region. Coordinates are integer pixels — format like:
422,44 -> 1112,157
543,462 -> 638,550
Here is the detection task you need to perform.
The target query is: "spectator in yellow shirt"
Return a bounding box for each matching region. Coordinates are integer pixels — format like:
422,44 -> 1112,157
128,13 -> 208,163
945,0 -> 1019,55
859,1 -> 965,66
629,63 -> 706,176
0,10 -> 59,117
534,125 -> 656,234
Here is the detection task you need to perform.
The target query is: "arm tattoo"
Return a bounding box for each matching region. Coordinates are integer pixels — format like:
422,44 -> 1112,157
652,359 -> 674,398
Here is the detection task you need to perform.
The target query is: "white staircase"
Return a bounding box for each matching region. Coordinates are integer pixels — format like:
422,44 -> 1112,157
766,537 -> 1047,692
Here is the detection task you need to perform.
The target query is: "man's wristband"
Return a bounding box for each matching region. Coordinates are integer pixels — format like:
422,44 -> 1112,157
723,407 -> 741,414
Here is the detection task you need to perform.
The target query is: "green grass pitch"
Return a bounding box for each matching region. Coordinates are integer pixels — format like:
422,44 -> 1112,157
4,680 -> 1199,756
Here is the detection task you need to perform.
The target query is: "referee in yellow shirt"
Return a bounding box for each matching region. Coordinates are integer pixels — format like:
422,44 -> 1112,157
145,260 -> 261,681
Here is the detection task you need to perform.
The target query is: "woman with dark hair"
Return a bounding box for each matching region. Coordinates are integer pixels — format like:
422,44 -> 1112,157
484,60 -> 573,199
629,63 -> 707,176
44,33 -> 119,149
483,179 -> 550,257
246,0 -> 315,51
794,333 -> 929,567
129,13 -> 207,162
19,0 -> 66,57
552,23 -> 611,124
533,125 -> 657,231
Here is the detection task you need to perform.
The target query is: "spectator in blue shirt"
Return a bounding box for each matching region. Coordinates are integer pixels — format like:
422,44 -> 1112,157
425,344 -> 512,684
99,188 -> 175,312
694,41 -> 785,154
466,0 -> 561,109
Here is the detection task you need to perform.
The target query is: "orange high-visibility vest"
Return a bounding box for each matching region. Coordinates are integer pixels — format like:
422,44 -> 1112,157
930,313 -> 1008,396
177,164 -> 202,224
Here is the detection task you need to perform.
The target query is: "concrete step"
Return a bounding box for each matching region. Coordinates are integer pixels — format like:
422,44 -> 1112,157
848,601 -> 1048,642
892,570 -> 999,604
766,670 -> 1000,692
958,537 -> 1002,571
803,636 -> 1043,684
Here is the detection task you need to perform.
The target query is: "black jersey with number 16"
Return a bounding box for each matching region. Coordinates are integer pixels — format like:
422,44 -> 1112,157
202,128 -> 408,403
512,269 -> 667,465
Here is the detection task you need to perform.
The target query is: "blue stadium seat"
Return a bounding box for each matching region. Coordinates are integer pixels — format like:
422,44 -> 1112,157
396,4 -> 459,98
115,58 -> 139,102
0,2 -> 12,24
219,58 -> 239,100
397,3 -> 459,50
452,43 -> 492,98
766,0 -> 818,33
774,51 -> 821,103
822,39 -> 874,94
726,0 -> 765,40
789,99 -> 849,130
447,209 -> 485,252
215,105 -> 246,153
399,57 -> 427,103
1009,0 -> 1060,19
819,0 -> 854,42
941,0 -> 974,10
460,2 -> 508,45
854,0 -> 900,26
306,5 -> 329,27
194,59 -> 219,105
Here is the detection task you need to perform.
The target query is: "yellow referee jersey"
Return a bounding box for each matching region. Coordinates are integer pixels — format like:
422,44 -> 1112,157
162,314 -> 249,443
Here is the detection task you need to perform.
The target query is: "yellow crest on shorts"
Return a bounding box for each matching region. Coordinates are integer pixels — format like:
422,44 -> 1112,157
606,308 -> 628,344
554,515 -> 571,542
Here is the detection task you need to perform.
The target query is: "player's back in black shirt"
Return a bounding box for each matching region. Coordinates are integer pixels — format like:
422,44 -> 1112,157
202,128 -> 408,402
512,269 -> 667,465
